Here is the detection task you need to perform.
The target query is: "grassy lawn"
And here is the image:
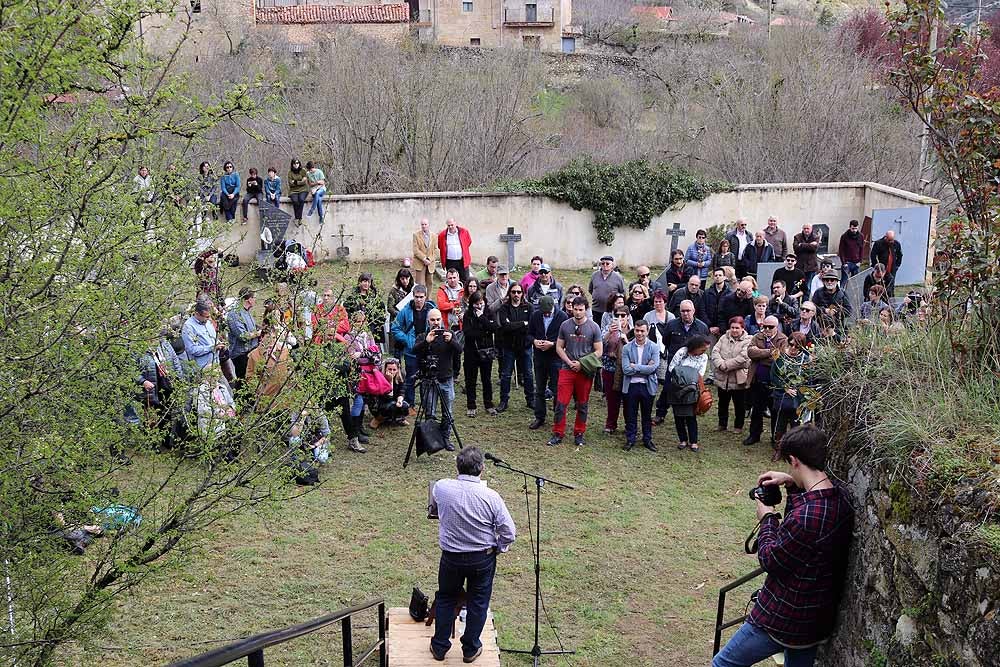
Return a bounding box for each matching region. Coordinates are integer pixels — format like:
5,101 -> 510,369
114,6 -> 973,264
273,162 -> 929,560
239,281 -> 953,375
85,261 -> 776,667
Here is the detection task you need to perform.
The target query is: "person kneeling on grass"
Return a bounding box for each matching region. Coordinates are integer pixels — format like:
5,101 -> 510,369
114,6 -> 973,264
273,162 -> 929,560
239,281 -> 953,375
713,424 -> 853,667
668,335 -> 710,453
370,357 -> 410,429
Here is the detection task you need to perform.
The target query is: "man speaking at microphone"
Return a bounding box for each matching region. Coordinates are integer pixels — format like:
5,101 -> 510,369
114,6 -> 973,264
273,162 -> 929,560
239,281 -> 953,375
430,447 -> 517,663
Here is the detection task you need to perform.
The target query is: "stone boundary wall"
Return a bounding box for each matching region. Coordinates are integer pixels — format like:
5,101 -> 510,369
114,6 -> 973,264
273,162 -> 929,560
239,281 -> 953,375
220,182 -> 938,273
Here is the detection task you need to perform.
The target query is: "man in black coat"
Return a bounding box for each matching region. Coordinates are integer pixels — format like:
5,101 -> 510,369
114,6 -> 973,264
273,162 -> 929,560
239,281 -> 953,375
414,308 -> 465,450
703,267 -> 732,336
870,230 -> 903,278
668,275 -> 708,323
811,271 -> 852,326
654,299 -> 709,424
496,286 -> 535,412
717,279 -> 756,330
526,295 -> 569,430
863,263 -> 896,299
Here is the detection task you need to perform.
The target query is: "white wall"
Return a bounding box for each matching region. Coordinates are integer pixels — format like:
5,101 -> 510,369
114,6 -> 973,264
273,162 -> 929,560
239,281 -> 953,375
220,182 -> 938,273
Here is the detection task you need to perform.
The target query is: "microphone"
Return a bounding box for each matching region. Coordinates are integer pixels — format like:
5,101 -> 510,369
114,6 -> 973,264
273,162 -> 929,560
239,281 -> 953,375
484,452 -> 505,465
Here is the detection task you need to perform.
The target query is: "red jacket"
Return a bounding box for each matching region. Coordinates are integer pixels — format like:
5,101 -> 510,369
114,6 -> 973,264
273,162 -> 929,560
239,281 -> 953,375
438,227 -> 472,269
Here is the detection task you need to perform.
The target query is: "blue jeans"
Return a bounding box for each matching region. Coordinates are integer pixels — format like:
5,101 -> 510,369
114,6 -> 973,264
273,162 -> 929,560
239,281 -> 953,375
499,346 -> 534,405
421,377 -> 455,445
841,261 -> 860,285
431,550 -> 497,659
403,352 -> 418,406
307,186 -> 326,220
623,383 -> 654,445
713,622 -> 818,667
532,353 -> 560,421
350,393 -> 365,417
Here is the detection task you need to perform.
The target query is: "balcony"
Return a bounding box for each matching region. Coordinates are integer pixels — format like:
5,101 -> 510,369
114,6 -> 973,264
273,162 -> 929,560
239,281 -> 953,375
503,7 -> 554,26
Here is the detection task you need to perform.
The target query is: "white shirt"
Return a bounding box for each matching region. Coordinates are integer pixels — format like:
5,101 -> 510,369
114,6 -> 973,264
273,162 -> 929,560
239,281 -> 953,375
630,342 -> 647,383
445,230 -> 462,260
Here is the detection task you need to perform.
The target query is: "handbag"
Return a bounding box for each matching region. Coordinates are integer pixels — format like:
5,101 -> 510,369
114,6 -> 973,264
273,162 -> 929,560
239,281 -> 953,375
357,364 -> 392,396
409,587 -> 430,622
695,376 -> 713,416
416,418 -> 447,456
477,346 -> 498,362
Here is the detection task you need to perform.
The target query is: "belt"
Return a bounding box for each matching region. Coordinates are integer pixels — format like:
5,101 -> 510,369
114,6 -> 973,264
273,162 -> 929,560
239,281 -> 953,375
442,547 -> 496,556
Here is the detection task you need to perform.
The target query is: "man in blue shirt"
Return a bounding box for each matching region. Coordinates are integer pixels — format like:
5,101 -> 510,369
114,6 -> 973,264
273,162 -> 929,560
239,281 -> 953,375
226,287 -> 262,392
182,300 -> 222,370
429,447 -> 516,663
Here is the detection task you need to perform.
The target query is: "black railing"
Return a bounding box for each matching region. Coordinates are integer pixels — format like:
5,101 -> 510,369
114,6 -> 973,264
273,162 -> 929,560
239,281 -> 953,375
167,598 -> 387,667
713,568 -> 765,655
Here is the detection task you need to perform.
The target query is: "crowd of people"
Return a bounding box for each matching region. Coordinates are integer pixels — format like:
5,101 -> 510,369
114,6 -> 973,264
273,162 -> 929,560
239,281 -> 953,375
136,206 -> 929,473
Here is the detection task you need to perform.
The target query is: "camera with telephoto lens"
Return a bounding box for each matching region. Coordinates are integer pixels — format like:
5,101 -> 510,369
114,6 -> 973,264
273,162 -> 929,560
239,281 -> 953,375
749,484 -> 782,506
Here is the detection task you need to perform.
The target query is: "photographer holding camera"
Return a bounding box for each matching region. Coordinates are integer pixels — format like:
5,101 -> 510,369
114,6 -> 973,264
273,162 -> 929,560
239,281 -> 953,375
414,309 -> 464,451
714,424 -> 854,667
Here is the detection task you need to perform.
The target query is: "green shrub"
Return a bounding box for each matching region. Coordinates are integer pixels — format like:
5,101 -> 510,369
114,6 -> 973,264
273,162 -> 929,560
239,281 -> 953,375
494,158 -> 731,244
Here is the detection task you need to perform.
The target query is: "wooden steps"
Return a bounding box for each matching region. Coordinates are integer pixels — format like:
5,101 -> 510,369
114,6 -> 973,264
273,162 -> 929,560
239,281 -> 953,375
387,607 -> 502,666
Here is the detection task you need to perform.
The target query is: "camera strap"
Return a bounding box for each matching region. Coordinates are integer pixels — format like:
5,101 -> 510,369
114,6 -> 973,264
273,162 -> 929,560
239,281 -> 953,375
744,513 -> 781,554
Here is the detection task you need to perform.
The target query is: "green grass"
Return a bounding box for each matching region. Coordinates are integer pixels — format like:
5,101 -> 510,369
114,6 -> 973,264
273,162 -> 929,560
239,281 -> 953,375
77,261 -> 776,666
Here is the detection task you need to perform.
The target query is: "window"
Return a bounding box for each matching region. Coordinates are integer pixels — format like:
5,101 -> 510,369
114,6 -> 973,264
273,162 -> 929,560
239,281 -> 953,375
561,36 -> 576,53
462,1 -> 473,11
523,35 -> 541,50
525,3 -> 537,22
470,38 -> 481,46
190,0 -> 201,13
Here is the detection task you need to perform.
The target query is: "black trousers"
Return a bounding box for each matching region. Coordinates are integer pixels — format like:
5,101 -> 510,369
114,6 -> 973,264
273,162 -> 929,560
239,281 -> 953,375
747,381 -> 773,440
717,388 -> 747,429
533,352 -> 560,422
655,376 -> 672,419
464,351 -> 494,410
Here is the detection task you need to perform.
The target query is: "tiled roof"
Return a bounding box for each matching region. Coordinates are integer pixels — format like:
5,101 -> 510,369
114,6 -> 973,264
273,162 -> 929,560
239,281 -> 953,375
255,3 -> 410,25
631,6 -> 673,21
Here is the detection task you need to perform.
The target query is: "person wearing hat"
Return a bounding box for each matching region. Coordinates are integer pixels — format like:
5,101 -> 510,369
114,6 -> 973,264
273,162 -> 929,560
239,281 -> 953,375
485,266 -> 512,314
226,287 -> 262,390
527,294 -> 569,430
588,255 -> 626,330
838,219 -> 864,284
808,258 -> 836,298
526,263 -> 563,313
810,271 -> 852,326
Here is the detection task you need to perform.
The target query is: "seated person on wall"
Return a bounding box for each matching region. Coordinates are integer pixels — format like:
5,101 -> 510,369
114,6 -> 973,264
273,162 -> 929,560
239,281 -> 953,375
713,424 -> 854,667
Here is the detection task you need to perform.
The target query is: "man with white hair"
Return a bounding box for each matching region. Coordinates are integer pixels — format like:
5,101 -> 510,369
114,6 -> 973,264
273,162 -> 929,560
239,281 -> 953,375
725,219 -> 752,277
744,315 -> 787,446
438,218 -> 473,284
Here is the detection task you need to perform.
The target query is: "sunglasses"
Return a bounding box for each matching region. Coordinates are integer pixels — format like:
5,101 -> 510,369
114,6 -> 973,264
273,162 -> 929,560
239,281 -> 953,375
539,270 -> 550,274
639,273 -> 650,278
801,307 -> 815,312
509,290 -> 522,294
616,313 -> 629,318
632,290 -> 644,294
763,324 -> 777,330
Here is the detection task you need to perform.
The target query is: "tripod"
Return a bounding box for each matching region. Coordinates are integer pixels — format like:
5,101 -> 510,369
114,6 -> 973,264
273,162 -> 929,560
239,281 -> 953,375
402,375 -> 464,467
489,456 -> 575,666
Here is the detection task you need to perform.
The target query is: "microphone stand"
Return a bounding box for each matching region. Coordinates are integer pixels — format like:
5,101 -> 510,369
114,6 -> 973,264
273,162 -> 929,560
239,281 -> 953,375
488,456 -> 575,667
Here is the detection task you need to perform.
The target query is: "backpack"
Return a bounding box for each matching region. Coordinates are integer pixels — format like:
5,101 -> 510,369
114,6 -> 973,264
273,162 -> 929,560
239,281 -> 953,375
670,364 -> 701,405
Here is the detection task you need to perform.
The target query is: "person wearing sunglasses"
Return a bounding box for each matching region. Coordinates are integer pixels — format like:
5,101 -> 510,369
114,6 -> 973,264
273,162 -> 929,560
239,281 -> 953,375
714,424 -> 853,667
773,254 -> 806,301
286,159 -> 309,225
626,282 -> 652,320
526,263 -> 563,313
744,315 -> 787,446
810,271 -> 852,327
789,301 -> 821,346
769,333 -> 811,444
218,160 -> 241,222
496,284 -> 535,413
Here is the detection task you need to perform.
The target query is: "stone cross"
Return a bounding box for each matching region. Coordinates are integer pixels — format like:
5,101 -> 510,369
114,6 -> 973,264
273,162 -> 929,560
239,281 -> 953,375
665,222 -> 687,252
499,226 -> 522,270
333,223 -> 354,259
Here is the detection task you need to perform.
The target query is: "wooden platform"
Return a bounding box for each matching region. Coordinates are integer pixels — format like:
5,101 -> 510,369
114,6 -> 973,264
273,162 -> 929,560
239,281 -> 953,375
387,607 -> 502,666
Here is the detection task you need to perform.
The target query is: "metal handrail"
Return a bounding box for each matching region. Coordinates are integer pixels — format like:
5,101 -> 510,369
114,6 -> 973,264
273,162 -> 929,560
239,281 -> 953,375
166,598 -> 386,667
713,567 -> 765,655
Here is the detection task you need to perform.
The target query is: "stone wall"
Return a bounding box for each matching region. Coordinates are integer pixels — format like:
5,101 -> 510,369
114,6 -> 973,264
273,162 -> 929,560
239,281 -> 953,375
219,182 -> 938,271
818,450 -> 999,666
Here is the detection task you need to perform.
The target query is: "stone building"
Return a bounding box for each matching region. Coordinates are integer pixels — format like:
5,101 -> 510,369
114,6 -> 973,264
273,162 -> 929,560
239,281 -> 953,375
137,0 -> 578,58
412,0 -> 578,53
137,0 -> 410,59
